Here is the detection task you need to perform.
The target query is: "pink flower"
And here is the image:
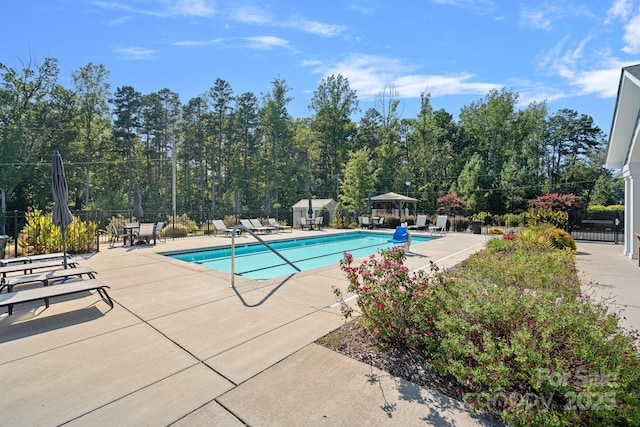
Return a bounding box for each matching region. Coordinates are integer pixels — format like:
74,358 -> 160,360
377,303 -> 384,310
427,331 -> 434,337
398,286 -> 406,294
412,290 -> 419,297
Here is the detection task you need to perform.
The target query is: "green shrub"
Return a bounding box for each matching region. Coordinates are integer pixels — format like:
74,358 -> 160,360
453,215 -> 470,232
485,237 -> 510,252
162,223 -> 188,238
319,206 -> 331,226
472,211 -> 493,225
541,226 -> 577,251
332,203 -> 351,228
526,209 -> 569,229
19,208 -> 97,254
335,238 -> 640,425
504,212 -> 526,228
488,226 -> 504,234
587,204 -> 624,213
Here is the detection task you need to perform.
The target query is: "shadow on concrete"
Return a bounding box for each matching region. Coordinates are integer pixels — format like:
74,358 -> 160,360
231,274 -> 296,307
0,304 -> 108,343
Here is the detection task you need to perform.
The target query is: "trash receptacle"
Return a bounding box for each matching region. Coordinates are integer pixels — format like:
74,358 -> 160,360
0,235 -> 8,259
472,221 -> 482,234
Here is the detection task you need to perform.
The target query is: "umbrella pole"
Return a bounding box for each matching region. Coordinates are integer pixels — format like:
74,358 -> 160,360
62,224 -> 68,269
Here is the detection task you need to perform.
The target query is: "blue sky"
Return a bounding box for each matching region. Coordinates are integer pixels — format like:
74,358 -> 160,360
3,0 -> 640,136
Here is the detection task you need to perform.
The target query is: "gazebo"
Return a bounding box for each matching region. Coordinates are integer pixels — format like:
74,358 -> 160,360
368,192 -> 418,217
606,63 -> 640,262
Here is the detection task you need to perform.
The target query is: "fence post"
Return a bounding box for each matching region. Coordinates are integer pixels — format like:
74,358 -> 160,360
96,209 -> 100,252
13,210 -> 18,257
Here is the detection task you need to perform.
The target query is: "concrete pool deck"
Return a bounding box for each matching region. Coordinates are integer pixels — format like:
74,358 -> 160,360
0,229 -> 637,426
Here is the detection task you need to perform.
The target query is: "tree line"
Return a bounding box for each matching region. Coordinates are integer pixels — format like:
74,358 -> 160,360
0,56 -> 623,224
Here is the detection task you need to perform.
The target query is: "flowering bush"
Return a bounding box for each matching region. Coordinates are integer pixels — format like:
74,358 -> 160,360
336,247 -> 442,346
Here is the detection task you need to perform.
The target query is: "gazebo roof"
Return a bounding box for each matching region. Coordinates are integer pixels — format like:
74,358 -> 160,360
369,192 -> 418,203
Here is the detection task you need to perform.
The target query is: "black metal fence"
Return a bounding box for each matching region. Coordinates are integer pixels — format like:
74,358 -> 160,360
569,211 -> 624,243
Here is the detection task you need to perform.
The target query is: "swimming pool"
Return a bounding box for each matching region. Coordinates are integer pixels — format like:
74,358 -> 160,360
162,231 -> 436,280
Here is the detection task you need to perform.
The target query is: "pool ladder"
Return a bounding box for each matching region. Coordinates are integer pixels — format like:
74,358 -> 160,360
230,224 -> 301,287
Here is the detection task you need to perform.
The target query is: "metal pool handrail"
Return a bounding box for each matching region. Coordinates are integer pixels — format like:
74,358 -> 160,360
230,224 -> 301,287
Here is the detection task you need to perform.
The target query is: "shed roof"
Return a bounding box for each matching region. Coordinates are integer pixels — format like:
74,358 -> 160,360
292,198 -> 336,208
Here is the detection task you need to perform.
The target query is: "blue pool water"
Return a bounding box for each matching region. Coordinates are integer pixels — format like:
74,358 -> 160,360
162,231 -> 436,280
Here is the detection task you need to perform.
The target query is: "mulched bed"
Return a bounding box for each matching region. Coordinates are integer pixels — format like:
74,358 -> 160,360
316,319 -> 470,402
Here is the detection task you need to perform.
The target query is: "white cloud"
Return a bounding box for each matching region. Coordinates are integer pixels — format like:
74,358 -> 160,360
244,36 -> 291,50
285,19 -> 347,37
536,36 -> 592,80
173,36 -> 290,50
521,7 -> 552,31
168,0 -> 215,17
536,36 -> 631,99
573,67 -> 623,97
115,47 -> 156,59
232,5 -> 271,25
108,15 -> 131,25
172,38 -> 224,47
92,0 -> 215,18
306,53 -> 499,99
606,0 -> 633,22
622,10 -> 640,53
228,5 -> 346,37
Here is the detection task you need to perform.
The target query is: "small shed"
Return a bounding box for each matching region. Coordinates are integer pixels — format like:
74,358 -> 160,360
292,198 -> 337,225
368,192 -> 418,217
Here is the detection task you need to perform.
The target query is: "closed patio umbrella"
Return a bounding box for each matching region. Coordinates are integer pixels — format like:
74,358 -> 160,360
52,151 -> 73,269
307,196 -> 313,219
133,181 -> 143,221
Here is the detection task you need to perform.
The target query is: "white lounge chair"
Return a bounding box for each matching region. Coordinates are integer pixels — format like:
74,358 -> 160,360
241,219 -> 269,234
155,222 -> 165,243
268,218 -> 292,232
408,215 -> 428,231
252,218 -> 275,233
213,220 -> 234,236
429,215 -> 448,235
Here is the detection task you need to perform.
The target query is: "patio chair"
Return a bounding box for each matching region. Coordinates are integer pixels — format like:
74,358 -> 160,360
429,215 -> 448,235
123,222 -> 139,246
268,218 -> 292,232
213,220 -> 234,236
408,215 -> 428,231
372,216 -> 384,229
109,224 -> 121,248
299,217 -> 312,230
359,216 -> 371,229
136,223 -> 156,245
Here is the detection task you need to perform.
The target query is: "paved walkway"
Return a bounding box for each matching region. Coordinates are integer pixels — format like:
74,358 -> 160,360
0,231 -> 637,426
